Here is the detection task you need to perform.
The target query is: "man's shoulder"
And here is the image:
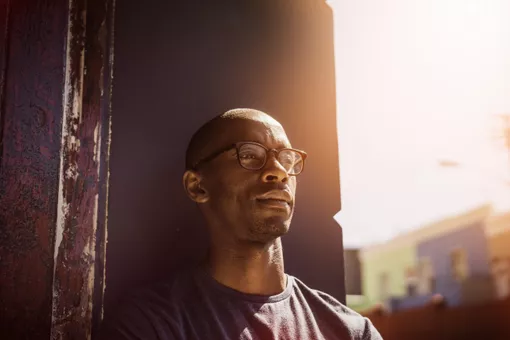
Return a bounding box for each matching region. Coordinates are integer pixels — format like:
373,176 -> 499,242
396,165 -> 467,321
124,268 -> 197,308
290,275 -> 383,339
290,275 -> 351,311
98,269 -> 199,339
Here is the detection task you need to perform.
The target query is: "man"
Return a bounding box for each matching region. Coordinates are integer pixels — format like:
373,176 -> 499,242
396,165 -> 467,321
99,108 -> 382,339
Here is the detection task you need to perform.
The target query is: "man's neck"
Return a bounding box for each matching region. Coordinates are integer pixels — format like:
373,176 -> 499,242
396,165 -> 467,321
206,238 -> 286,296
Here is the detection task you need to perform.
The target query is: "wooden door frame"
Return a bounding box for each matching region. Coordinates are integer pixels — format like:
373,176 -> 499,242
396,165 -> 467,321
0,0 -> 115,338
52,0 -> 116,338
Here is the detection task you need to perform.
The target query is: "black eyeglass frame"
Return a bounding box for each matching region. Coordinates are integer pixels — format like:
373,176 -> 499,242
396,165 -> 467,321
191,141 -> 308,176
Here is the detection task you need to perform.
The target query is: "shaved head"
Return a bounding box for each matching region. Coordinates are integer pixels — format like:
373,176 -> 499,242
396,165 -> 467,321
185,108 -> 283,170
182,107 -> 299,245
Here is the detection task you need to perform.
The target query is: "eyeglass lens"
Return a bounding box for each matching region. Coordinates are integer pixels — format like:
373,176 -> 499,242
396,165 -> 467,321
238,143 -> 303,174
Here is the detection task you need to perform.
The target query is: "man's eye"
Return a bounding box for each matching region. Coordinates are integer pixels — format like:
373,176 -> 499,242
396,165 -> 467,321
239,154 -> 257,159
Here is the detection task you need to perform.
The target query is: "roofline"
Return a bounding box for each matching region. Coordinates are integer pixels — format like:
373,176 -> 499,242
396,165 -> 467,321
360,204 -> 493,260
485,211 -> 510,237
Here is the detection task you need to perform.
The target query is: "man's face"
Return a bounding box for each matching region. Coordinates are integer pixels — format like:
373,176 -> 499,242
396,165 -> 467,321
200,118 -> 297,244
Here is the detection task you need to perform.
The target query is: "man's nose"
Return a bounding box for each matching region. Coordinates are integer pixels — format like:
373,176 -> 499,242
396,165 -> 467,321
261,154 -> 289,183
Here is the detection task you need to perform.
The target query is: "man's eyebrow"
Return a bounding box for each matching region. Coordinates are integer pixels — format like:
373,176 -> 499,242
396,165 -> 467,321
274,141 -> 292,149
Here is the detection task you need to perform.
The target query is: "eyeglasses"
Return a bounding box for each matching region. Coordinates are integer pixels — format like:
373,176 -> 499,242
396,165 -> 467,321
192,141 -> 307,176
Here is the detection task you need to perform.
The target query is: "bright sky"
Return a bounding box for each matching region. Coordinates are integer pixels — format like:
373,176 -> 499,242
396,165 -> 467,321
329,0 -> 510,248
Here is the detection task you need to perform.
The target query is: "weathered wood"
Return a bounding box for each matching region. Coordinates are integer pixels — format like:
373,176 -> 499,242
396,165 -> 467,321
0,0 -> 114,338
50,0 -> 115,338
91,0 -> 115,336
0,0 -> 68,338
0,0 -> 11,145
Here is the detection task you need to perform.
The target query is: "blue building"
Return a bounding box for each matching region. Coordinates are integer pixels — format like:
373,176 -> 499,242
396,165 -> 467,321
390,205 -> 495,311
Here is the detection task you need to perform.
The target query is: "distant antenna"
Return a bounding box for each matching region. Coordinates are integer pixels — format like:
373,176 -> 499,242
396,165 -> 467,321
438,159 -> 461,168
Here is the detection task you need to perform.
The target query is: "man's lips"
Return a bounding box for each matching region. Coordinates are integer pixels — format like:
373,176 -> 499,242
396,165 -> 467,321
255,189 -> 292,203
256,199 -> 290,210
255,190 -> 293,209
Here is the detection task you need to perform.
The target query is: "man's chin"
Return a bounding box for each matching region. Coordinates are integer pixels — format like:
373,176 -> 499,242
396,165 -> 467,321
248,218 -> 291,242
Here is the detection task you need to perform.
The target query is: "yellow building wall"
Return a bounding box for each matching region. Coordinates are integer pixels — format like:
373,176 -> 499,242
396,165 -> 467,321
361,245 -> 416,308
489,230 -> 510,260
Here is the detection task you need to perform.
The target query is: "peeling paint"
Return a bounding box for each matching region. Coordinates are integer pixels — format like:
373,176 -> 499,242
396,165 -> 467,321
85,192 -> 99,318
53,0 -> 85,282
51,0 -> 114,338
0,0 -> 114,337
93,16 -> 115,324
93,122 -> 99,163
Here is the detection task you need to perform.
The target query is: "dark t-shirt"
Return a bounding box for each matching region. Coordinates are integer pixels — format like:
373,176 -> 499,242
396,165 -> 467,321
99,268 -> 382,340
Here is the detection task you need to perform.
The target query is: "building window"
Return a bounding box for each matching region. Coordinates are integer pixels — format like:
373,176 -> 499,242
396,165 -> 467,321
492,256 -> 510,299
418,257 -> 435,294
405,267 -> 418,296
429,276 -> 436,293
407,284 -> 417,296
451,248 -> 469,281
379,272 -> 390,302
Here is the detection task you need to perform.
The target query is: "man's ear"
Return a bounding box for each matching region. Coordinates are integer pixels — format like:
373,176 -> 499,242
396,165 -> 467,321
182,170 -> 209,203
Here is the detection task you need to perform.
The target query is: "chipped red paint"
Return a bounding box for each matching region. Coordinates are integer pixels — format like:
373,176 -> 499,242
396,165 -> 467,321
0,0 -> 114,338
51,0 -> 115,339
91,0 -> 116,336
0,0 -> 67,339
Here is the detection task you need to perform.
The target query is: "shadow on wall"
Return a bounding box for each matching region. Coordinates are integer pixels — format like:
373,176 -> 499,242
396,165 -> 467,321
105,0 -> 343,315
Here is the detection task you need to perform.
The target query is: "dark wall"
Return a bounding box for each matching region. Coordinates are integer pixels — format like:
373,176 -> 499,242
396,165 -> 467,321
105,0 -> 344,314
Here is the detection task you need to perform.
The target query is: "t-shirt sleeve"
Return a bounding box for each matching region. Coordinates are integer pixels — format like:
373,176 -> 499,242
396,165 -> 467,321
361,316 -> 383,340
312,290 -> 384,340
